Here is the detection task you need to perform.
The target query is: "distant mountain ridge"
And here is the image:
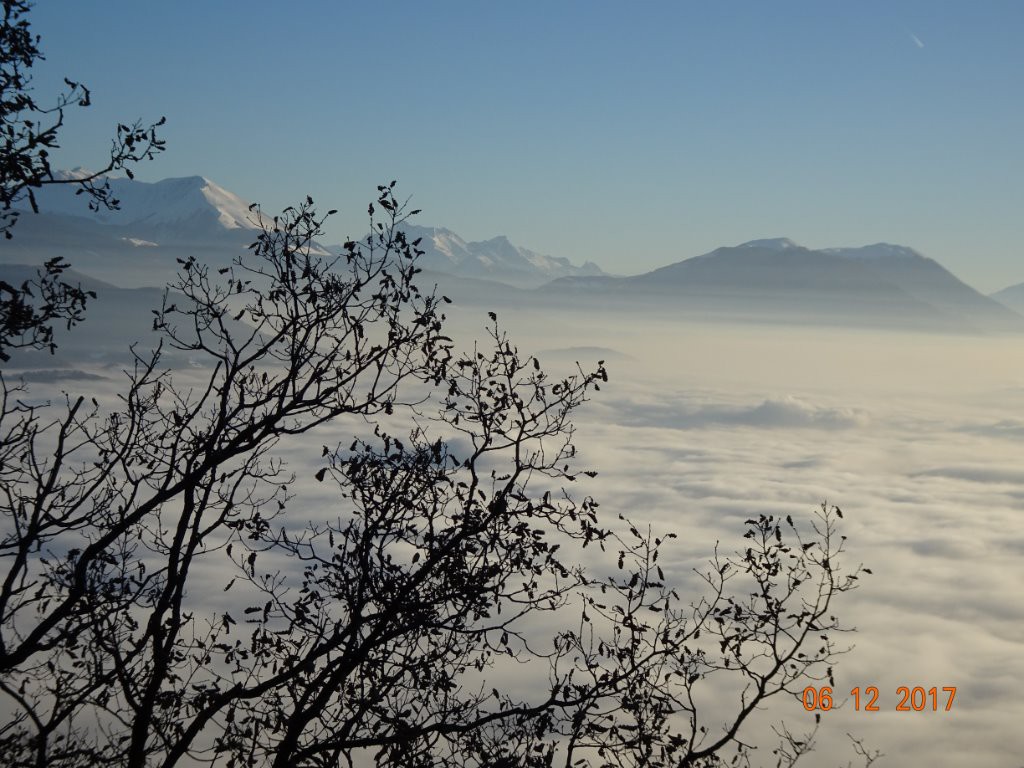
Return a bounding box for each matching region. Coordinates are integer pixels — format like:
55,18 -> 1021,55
4,173 -> 1023,333
378,224 -> 605,288
9,172 -> 602,289
543,238 -> 1024,333
24,169 -> 257,237
0,263 -> 202,368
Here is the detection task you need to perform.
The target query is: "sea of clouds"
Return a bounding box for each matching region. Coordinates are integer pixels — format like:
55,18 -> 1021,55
8,302 -> 1023,767
507,309 -> 1024,767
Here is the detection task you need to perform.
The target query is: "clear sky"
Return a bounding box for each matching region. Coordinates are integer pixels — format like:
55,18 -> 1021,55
27,1 -> 1024,292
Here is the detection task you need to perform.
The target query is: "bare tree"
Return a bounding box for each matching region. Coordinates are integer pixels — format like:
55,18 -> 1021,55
0,257 -> 95,361
0,188 -> 445,765
0,7 -> 871,765
0,0 -> 164,361
0,180 -> 868,766
0,0 -> 166,238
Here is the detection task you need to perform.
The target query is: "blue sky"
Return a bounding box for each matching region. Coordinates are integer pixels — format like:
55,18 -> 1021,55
28,1 -> 1024,292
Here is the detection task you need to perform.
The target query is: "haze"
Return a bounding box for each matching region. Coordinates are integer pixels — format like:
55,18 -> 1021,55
26,1 -> 1024,294
8,285 -> 1023,765
4,1 -> 1024,765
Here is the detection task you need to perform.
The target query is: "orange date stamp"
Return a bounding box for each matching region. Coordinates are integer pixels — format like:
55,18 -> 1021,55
802,686 -> 957,712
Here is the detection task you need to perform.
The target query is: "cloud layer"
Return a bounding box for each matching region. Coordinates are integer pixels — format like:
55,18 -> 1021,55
10,307 -> 1024,766
473,310 -> 1024,766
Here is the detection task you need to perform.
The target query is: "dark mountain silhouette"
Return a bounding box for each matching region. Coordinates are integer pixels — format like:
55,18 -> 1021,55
541,239 -> 1023,333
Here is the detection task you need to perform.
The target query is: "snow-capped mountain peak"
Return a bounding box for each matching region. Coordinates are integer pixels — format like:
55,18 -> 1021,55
393,224 -> 605,288
737,238 -> 802,251
422,227 -> 472,265
823,243 -> 924,260
23,171 -> 258,234
194,177 -> 255,230
58,166 -> 97,181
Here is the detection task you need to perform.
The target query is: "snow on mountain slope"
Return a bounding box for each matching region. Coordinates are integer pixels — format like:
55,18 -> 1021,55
822,243 -> 922,260
23,170 -> 257,233
24,174 -> 601,285
191,178 -> 255,229
390,224 -> 604,288
738,237 -> 801,251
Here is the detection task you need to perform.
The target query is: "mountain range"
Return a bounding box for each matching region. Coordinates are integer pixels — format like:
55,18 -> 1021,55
542,237 -> 1024,332
3,173 -> 1024,362
9,172 -> 604,289
26,169 -> 257,236
337,224 -> 605,288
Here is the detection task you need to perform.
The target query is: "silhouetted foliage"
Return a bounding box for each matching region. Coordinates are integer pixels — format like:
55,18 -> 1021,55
0,257 -> 94,361
0,6 -> 872,766
0,0 -> 166,238
0,0 -> 163,360
0,183 -> 868,766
